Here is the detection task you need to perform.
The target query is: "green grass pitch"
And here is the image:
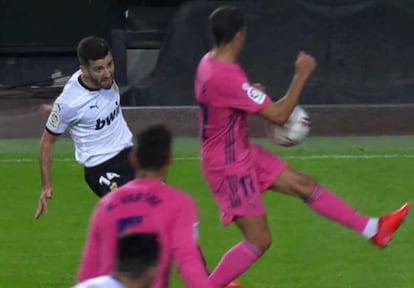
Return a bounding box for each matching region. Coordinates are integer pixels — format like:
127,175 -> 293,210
0,136 -> 413,288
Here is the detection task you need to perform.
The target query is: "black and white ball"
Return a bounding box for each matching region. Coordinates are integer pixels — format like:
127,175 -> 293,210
266,106 -> 311,147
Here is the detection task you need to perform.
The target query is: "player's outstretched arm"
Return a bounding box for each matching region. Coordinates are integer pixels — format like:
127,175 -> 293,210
258,51 -> 316,126
35,129 -> 58,219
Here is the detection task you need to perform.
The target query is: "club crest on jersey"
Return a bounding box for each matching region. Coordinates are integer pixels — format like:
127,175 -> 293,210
113,82 -> 119,93
95,102 -> 120,130
242,83 -> 265,104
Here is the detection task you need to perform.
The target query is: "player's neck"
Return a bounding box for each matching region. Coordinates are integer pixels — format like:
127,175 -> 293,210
211,47 -> 237,63
136,167 -> 167,181
80,74 -> 100,90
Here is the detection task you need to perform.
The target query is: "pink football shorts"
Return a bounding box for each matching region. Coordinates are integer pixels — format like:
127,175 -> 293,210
203,144 -> 287,225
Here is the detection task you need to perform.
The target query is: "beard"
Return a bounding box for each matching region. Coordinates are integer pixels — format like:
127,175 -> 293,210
89,74 -> 113,89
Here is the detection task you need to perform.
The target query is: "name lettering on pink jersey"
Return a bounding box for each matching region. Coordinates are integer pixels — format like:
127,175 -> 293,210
120,193 -> 162,207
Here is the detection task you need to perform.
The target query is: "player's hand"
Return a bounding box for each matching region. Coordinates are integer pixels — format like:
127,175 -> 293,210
39,104 -> 52,119
35,187 -> 53,219
295,51 -> 316,79
252,83 -> 266,93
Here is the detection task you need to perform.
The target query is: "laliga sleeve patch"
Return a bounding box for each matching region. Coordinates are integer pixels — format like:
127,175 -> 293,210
242,83 -> 265,104
48,112 -> 60,128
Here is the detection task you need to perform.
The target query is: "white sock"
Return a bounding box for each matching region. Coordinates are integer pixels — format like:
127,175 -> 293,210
362,218 -> 379,239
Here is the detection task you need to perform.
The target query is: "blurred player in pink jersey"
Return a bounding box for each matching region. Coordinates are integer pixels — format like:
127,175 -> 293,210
74,233 -> 159,288
194,6 -> 410,288
76,124 -> 210,288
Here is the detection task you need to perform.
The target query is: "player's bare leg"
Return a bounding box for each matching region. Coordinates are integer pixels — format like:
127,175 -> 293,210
270,166 -> 409,247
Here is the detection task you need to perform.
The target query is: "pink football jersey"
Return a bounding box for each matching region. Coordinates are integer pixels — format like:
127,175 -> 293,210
195,52 -> 271,170
77,178 -> 209,288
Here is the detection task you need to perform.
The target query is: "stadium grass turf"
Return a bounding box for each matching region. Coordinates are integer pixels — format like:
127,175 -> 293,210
0,136 -> 413,287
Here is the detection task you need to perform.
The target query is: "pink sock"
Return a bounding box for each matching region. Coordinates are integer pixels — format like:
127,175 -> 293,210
305,185 -> 369,233
208,240 -> 262,288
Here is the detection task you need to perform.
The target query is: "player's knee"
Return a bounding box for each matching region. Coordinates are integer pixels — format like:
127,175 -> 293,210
260,233 -> 272,252
247,231 -> 272,253
294,174 -> 317,199
258,232 -> 272,252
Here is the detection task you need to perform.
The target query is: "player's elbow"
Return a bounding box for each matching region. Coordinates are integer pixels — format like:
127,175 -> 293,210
40,129 -> 58,145
267,108 -> 291,126
270,113 -> 290,126
259,102 -> 291,126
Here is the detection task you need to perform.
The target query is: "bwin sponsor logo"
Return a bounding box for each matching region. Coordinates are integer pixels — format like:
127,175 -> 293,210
95,104 -> 120,130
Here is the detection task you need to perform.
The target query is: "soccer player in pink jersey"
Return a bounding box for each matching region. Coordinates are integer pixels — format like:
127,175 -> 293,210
194,6 -> 410,288
74,233 -> 159,288
76,124 -> 210,288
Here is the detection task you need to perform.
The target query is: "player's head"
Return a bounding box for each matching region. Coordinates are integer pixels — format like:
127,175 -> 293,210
209,6 -> 245,51
115,233 -> 159,285
77,36 -> 114,89
134,124 -> 172,170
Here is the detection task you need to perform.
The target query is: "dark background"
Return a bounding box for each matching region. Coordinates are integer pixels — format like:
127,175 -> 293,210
0,0 -> 413,106
0,0 -> 111,53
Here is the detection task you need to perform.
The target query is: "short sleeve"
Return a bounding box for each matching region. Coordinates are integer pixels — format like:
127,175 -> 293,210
213,68 -> 271,113
45,101 -> 78,135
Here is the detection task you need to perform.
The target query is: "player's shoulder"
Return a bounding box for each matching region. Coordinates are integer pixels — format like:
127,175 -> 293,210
166,185 -> 197,207
98,188 -> 121,205
211,63 -> 246,85
198,52 -> 211,66
98,183 -> 134,205
57,71 -> 95,107
61,70 -> 82,93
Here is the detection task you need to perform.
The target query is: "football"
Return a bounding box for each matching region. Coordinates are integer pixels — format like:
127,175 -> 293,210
265,106 -> 311,147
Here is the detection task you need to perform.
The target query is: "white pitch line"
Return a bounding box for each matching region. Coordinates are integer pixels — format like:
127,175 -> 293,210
1,154 -> 414,163
175,154 -> 414,160
285,154 -> 414,159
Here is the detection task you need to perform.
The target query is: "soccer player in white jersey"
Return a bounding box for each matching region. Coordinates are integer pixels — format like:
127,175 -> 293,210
74,232 -> 159,288
35,36 -> 135,219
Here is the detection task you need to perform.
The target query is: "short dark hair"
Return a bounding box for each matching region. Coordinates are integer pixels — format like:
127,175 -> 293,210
209,6 -> 245,46
77,36 -> 110,66
116,233 -> 159,279
135,124 -> 172,170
